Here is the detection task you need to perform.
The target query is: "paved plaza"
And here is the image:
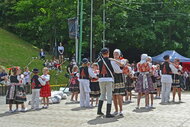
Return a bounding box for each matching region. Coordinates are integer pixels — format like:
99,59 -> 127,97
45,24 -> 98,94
0,92 -> 190,127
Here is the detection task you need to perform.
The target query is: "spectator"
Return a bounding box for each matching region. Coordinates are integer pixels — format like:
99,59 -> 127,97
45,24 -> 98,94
58,43 -> 64,63
39,49 -> 45,60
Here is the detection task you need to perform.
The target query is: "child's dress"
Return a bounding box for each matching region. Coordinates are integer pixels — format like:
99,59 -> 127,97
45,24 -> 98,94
40,74 -> 51,97
90,70 -> 100,98
69,72 -> 80,93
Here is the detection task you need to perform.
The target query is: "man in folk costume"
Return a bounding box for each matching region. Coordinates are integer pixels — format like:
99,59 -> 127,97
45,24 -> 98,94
97,48 -> 123,118
79,58 -> 96,108
160,55 -> 174,104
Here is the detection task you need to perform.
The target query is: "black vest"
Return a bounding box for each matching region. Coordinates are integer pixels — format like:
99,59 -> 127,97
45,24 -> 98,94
31,75 -> 42,89
98,57 -> 114,78
79,66 -> 89,79
161,62 -> 172,75
10,75 -> 19,83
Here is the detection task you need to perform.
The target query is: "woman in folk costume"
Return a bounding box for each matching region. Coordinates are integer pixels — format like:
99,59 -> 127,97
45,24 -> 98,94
79,58 -> 96,108
6,67 -> 27,112
135,54 -> 154,109
90,63 -> 100,107
171,58 -> 183,102
40,67 -> 51,109
123,59 -> 134,103
111,49 -> 126,116
146,56 -> 156,108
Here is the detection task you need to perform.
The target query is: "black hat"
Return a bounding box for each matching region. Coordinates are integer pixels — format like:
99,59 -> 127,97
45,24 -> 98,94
82,58 -> 89,64
163,55 -> 170,60
32,68 -> 39,73
101,48 -> 109,54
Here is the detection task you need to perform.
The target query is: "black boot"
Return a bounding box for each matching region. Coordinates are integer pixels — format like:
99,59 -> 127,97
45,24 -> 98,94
97,100 -> 104,115
106,104 -> 114,118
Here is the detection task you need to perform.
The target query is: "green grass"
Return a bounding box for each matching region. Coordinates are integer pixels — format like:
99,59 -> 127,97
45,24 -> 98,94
0,28 -> 69,86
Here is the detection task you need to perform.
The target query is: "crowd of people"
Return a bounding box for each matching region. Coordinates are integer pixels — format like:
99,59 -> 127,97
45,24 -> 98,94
0,66 -> 51,112
0,47 -> 190,118
67,48 -> 189,118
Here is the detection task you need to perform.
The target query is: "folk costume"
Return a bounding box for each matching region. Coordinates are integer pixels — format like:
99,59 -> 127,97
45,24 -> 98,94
79,58 -> 96,108
90,70 -> 100,98
160,56 -> 173,103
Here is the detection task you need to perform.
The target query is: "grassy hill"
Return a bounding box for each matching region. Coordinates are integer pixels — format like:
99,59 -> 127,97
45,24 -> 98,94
0,28 -> 68,87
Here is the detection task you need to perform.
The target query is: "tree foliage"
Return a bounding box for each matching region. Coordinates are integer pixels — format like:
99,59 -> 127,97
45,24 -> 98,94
1,0 -> 190,61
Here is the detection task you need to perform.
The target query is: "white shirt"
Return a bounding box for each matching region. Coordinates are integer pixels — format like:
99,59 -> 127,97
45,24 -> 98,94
41,74 -> 50,82
23,71 -> 31,83
170,64 -> 182,74
58,46 -> 64,51
99,60 -> 122,82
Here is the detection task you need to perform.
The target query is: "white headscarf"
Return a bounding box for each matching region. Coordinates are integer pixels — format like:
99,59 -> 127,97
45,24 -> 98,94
147,56 -> 152,61
140,54 -> 148,64
113,49 -> 121,56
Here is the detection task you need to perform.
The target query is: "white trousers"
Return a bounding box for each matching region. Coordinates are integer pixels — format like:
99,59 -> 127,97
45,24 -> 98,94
79,80 -> 91,107
161,82 -> 172,103
99,81 -> 113,104
31,89 -> 40,109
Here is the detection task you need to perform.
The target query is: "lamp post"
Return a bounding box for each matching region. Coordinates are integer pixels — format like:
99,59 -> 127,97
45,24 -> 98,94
79,0 -> 83,63
102,0 -> 106,48
90,0 -> 93,62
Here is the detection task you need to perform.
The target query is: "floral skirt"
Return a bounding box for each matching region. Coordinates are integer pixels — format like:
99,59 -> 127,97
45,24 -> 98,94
6,84 -> 27,104
135,73 -> 154,94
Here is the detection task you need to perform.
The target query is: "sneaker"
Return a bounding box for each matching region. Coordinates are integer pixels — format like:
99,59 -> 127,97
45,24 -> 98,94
42,106 -> 46,109
112,112 -> 118,116
119,111 -> 124,116
20,108 -> 27,112
95,104 -> 98,107
150,105 -> 154,108
145,106 -> 149,109
136,106 -> 140,109
35,108 -> 41,110
44,106 -> 48,109
13,109 -> 19,112
6,110 -> 13,113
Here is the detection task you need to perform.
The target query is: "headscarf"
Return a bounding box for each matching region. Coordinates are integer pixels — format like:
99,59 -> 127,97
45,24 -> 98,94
113,49 -> 121,56
140,54 -> 148,64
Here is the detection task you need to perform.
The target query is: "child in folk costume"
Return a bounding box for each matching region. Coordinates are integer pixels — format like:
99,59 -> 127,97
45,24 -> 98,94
123,60 -> 134,103
40,67 -> 51,109
111,49 -> 125,116
69,65 -> 80,102
135,54 -> 154,109
79,58 -> 96,108
90,63 -> 100,107
171,58 -> 183,102
31,68 -> 42,110
154,64 -> 162,99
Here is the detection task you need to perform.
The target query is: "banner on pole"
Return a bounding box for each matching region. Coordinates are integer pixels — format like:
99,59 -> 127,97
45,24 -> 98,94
68,17 -> 79,39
